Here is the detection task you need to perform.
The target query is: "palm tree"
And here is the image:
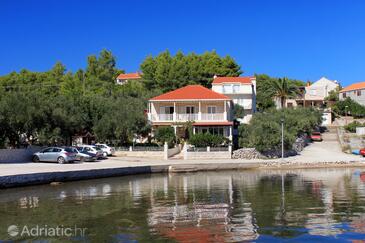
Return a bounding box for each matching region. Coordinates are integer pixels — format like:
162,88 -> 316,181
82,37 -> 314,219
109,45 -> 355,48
272,77 -> 298,108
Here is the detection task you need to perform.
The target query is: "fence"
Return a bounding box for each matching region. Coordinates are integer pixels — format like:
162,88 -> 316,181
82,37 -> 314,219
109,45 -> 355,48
115,143 -> 179,160
184,145 -> 232,160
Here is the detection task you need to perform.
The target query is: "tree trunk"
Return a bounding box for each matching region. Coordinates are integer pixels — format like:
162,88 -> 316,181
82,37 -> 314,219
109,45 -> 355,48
281,97 -> 286,109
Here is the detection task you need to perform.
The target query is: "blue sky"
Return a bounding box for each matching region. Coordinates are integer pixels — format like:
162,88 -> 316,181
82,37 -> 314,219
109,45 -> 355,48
1,0 -> 365,86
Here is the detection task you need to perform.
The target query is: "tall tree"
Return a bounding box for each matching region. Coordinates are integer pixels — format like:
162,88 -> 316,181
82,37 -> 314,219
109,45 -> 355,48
272,77 -> 298,109
140,50 -> 242,92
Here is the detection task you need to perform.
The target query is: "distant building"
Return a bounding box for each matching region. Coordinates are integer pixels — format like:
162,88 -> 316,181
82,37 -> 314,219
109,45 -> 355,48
339,81 -> 365,106
116,72 -> 141,85
275,77 -> 339,108
211,76 -> 256,124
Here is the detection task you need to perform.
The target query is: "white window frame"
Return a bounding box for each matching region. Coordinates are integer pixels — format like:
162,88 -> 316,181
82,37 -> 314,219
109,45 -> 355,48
233,84 -> 240,93
207,106 -> 217,114
185,106 -> 195,114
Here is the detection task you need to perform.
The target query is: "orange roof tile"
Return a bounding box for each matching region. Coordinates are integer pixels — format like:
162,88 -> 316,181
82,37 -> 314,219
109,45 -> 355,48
340,82 -> 365,93
150,85 -> 231,101
117,72 -> 141,80
212,76 -> 255,84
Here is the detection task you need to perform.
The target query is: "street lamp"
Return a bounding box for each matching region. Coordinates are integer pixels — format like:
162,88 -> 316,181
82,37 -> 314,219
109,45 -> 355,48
345,105 -> 349,125
281,118 -> 284,160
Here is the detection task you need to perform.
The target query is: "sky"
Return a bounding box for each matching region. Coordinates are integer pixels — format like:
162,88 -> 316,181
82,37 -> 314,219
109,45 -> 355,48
1,0 -> 365,86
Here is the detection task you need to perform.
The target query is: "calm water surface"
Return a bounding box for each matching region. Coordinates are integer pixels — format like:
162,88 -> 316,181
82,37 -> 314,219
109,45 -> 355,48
1,168 -> 365,242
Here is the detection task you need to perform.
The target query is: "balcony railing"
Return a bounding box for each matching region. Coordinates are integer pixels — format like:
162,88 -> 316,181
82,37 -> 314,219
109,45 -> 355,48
177,113 -> 198,121
201,113 -> 224,120
153,114 -> 173,121
150,113 -> 226,121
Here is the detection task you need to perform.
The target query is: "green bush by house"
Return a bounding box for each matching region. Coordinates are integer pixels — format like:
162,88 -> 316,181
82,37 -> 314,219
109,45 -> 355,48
344,121 -> 364,133
333,98 -> 365,118
154,127 -> 176,146
189,133 -> 228,147
239,108 -> 322,152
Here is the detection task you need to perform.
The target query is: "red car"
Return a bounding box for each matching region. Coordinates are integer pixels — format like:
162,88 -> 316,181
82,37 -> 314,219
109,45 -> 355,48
310,132 -> 323,142
360,149 -> 365,157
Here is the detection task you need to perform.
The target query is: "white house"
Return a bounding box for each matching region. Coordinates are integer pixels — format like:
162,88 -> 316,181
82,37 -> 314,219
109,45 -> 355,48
116,72 -> 141,85
147,85 -> 234,140
339,81 -> 365,106
276,77 -> 339,108
212,76 -> 256,123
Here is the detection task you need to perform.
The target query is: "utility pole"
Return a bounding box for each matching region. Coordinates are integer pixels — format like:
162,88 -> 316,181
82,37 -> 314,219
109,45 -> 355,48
281,118 -> 284,160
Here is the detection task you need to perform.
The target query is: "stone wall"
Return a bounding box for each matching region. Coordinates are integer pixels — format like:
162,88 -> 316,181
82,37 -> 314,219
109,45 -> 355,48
0,146 -> 43,163
185,151 -> 232,160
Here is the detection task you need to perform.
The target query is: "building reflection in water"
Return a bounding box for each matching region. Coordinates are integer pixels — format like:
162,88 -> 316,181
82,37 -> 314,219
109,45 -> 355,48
146,174 -> 259,242
2,168 -> 365,242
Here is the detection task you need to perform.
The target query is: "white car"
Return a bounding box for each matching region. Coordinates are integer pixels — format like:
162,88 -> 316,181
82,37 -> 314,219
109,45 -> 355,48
77,145 -> 105,159
95,144 -> 115,156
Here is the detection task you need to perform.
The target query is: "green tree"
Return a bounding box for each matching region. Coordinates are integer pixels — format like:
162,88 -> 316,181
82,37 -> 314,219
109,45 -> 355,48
239,108 -> 322,152
140,50 -> 242,92
272,77 -> 299,109
154,127 -> 175,145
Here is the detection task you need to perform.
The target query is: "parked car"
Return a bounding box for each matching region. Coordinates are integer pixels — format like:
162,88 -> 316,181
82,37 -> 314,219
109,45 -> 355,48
95,144 -> 115,156
310,132 -> 323,142
33,147 -> 77,164
359,148 -> 365,157
70,147 -> 97,162
77,145 -> 105,159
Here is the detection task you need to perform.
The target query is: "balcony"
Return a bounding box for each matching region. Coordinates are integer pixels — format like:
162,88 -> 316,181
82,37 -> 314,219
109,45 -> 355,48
150,113 -> 226,122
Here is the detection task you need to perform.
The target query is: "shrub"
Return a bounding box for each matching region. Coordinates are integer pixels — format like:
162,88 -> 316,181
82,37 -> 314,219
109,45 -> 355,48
189,133 -> 228,147
333,98 -> 365,118
239,107 -> 322,152
154,127 -> 175,145
344,121 -> 363,133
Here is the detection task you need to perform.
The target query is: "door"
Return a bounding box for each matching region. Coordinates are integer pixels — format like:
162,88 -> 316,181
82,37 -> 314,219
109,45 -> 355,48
207,106 -> 217,120
186,106 -> 195,120
49,148 -> 62,162
39,147 -> 54,161
160,106 -> 174,120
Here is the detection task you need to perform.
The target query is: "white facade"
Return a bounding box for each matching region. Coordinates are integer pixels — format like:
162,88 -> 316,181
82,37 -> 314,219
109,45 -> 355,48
212,77 -> 256,124
304,77 -> 339,101
339,82 -> 365,106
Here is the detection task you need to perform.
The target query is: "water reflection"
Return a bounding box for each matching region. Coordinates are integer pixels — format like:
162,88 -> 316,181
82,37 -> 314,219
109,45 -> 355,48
0,168 -> 365,242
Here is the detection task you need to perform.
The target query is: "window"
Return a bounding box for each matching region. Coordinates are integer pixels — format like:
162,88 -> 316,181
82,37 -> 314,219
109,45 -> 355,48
358,90 -> 362,96
186,106 -> 195,114
343,93 -> 347,98
42,148 -> 54,153
233,84 -> 240,93
222,84 -> 232,93
207,106 -> 216,114
208,127 -> 224,136
161,106 -> 174,114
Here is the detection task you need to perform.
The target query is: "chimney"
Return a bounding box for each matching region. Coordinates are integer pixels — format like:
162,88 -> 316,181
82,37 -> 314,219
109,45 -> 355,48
213,74 -> 218,79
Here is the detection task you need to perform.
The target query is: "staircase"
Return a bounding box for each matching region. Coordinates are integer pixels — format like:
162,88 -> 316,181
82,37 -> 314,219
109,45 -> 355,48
323,126 -> 339,142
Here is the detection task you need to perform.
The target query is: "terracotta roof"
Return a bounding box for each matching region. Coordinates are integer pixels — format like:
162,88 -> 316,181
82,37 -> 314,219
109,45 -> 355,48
117,72 -> 141,80
340,82 -> 365,93
212,76 -> 255,84
149,85 -> 231,101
